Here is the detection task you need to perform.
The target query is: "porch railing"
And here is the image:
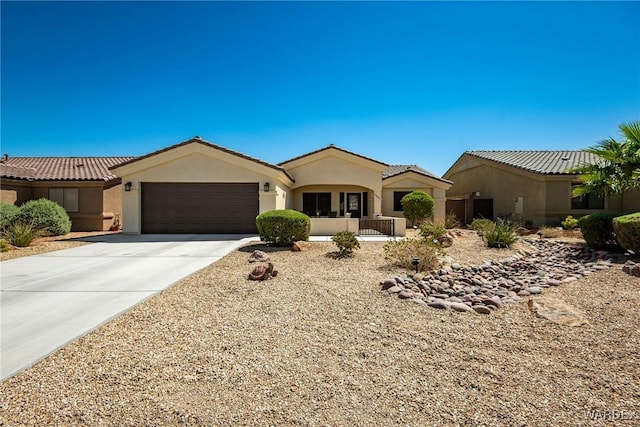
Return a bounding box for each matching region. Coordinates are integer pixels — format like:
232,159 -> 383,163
359,219 -> 395,236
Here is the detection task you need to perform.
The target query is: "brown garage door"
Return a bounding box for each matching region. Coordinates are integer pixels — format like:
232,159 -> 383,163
142,183 -> 259,233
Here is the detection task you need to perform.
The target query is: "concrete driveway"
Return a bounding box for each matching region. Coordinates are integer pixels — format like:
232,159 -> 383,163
0,234 -> 257,381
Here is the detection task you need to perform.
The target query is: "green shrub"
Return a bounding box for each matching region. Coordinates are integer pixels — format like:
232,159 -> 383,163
578,213 -> 619,250
401,191 -> 435,226
483,219 -> 518,248
445,211 -> 460,229
4,222 -> 40,247
0,202 -> 20,230
15,198 -> 71,236
613,213 -> 640,255
469,218 -> 494,235
561,215 -> 579,230
538,225 -> 563,239
332,231 -> 360,257
256,209 -> 310,247
383,238 -> 442,272
0,238 -> 8,252
420,220 -> 447,242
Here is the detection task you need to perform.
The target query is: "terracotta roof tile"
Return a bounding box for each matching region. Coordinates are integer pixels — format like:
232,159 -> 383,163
0,157 -> 135,181
465,150 -> 602,175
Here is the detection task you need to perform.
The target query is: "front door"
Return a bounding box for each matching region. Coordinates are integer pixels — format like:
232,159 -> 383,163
346,193 -> 361,218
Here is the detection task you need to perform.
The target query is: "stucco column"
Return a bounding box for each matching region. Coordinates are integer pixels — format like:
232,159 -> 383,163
122,182 -> 141,234
373,187 -> 383,216
259,188 -> 278,213
433,188 -> 447,224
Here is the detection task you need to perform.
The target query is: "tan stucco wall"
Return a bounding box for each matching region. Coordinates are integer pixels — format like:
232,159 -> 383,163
309,218 -> 359,235
30,182 -> 107,231
102,182 -> 122,230
113,145 -> 292,233
0,181 -> 32,205
382,173 -> 451,225
282,150 -> 385,216
446,163 -> 547,225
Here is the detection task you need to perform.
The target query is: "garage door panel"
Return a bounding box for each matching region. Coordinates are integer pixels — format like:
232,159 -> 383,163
142,183 -> 258,233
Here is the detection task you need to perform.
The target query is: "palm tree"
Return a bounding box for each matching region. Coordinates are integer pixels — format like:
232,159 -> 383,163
572,120 -> 640,196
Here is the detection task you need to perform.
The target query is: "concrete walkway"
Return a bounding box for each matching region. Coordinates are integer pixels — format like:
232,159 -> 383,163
0,234 -> 258,381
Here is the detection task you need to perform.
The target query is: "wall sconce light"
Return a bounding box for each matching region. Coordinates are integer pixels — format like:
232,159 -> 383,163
263,182 -> 270,192
124,182 -> 132,192
473,191 -> 480,197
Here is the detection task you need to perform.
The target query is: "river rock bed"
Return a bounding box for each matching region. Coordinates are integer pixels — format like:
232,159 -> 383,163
380,239 -> 620,314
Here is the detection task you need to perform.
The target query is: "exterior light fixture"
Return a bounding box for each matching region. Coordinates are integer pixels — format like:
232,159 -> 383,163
124,182 -> 132,192
411,257 -> 420,273
473,191 -> 480,197
263,182 -> 270,192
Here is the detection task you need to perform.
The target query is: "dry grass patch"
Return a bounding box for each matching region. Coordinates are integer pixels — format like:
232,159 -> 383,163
0,236 -> 638,426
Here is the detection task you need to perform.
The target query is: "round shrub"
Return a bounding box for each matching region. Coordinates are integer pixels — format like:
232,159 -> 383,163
577,213 -> 619,250
0,202 -> 20,230
401,190 -> 435,226
613,212 -> 640,255
332,231 -> 360,257
256,209 -> 310,247
15,198 -> 72,236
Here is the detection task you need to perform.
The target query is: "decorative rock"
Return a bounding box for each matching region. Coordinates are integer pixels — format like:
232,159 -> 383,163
428,300 -> 449,310
525,286 -> 542,295
411,298 -> 427,305
473,305 -> 491,315
381,279 -> 397,290
386,285 -> 402,294
291,241 -> 312,252
398,291 -> 415,299
248,262 -> 275,281
518,290 -> 531,297
450,302 -> 473,313
528,298 -> 589,326
248,250 -> 270,263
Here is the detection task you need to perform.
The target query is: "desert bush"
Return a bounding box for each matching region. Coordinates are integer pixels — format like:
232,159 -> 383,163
483,218 -> 518,248
538,225 -> 563,238
420,220 -> 447,243
383,238 -> 442,272
256,209 -> 310,247
578,213 -> 619,250
401,191 -> 435,226
0,238 -> 8,252
561,215 -> 579,230
613,212 -> 640,255
332,231 -> 360,257
0,202 -> 20,230
445,211 -> 460,229
4,222 -> 40,247
469,218 -> 494,235
15,198 -> 71,236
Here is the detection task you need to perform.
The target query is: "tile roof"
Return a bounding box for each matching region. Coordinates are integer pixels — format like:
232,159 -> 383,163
110,136 -> 295,182
279,144 -> 389,167
465,150 -> 602,175
0,157 -> 135,181
382,165 -> 452,184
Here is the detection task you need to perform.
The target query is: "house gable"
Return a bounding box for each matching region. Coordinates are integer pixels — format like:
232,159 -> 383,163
279,145 -> 387,190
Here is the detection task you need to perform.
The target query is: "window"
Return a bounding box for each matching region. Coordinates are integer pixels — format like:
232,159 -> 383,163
393,191 -> 412,211
49,188 -> 79,212
302,192 -> 331,216
571,184 -> 604,210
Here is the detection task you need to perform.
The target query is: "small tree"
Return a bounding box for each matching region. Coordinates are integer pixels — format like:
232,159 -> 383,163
401,190 -> 434,227
572,120 -> 640,197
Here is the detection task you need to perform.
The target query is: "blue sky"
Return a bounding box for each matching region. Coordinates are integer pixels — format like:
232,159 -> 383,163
2,1 -> 639,176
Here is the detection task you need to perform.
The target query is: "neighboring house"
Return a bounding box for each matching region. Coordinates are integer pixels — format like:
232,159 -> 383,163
443,150 -> 640,226
111,137 -> 452,234
0,156 -> 134,231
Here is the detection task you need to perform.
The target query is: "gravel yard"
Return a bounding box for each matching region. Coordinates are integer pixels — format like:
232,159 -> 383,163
0,231 -> 118,262
1,231 -> 639,426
